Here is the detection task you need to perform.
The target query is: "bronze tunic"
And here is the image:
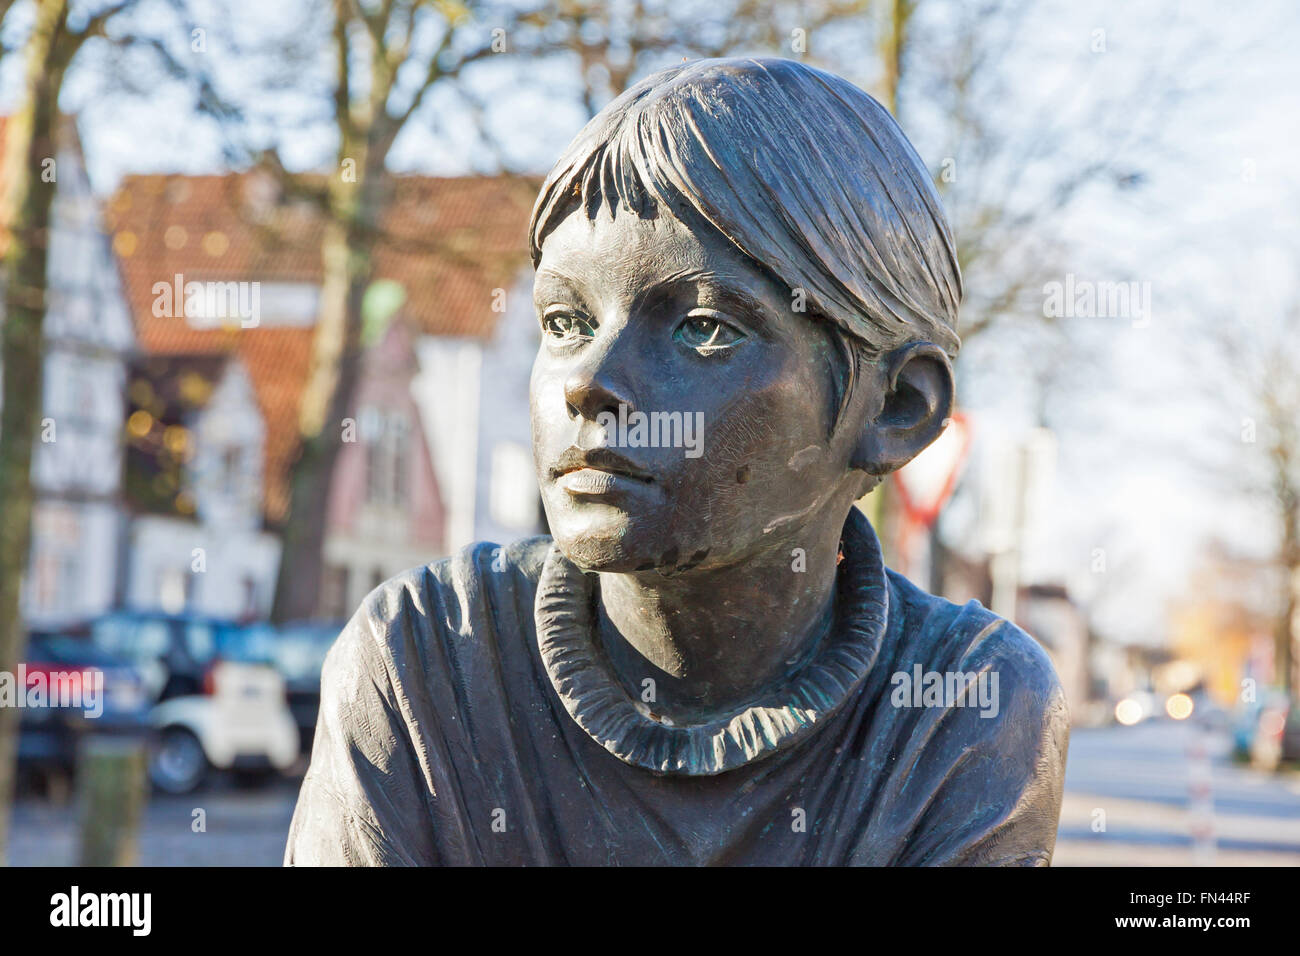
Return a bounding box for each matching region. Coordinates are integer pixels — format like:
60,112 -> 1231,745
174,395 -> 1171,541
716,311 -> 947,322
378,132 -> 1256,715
285,508 -> 1068,866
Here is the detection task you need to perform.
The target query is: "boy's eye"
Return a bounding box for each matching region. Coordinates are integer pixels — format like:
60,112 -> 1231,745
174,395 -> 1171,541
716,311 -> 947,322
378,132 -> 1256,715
542,310 -> 596,343
674,312 -> 746,354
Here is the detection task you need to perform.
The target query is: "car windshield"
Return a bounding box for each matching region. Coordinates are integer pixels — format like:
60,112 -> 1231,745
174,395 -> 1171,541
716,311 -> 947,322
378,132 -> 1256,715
214,623 -> 278,664
274,625 -> 338,681
92,616 -> 170,659
26,636 -> 126,668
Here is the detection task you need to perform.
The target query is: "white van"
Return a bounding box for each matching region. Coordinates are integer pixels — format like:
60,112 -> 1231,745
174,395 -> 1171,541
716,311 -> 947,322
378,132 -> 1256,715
149,657 -> 301,793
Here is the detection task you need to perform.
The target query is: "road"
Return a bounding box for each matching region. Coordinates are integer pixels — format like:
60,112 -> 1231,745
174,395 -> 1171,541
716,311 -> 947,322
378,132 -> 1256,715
10,718 -> 1300,866
1053,718 -> 1300,866
11,777 -> 301,867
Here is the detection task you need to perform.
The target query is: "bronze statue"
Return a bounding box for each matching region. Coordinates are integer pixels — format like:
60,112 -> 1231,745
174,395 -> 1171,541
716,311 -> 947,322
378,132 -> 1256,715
285,57 -> 1069,866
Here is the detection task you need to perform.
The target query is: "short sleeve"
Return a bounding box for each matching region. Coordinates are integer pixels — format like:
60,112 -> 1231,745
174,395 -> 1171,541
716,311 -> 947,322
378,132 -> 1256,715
866,616 -> 1070,867
915,678 -> 1070,866
283,600 -> 439,866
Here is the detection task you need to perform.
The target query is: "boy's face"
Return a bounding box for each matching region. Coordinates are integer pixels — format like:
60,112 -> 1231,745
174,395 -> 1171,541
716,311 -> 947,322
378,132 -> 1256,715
530,205 -> 866,574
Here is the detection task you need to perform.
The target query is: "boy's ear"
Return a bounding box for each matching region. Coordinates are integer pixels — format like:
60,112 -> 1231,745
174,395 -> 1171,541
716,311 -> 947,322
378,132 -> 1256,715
851,341 -> 954,477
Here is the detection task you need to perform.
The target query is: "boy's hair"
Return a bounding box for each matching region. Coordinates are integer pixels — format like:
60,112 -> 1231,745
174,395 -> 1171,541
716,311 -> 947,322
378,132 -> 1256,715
529,57 -> 963,368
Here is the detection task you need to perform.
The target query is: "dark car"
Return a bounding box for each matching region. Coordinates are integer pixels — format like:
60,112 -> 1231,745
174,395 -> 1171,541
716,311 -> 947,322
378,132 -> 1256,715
163,617 -> 339,756
89,611 -> 235,704
90,613 -> 305,793
267,622 -> 341,754
1247,694 -> 1300,770
17,633 -> 151,782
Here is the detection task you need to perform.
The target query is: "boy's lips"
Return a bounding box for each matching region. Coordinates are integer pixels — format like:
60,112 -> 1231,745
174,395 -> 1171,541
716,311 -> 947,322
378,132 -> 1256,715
557,468 -> 653,495
548,446 -> 655,484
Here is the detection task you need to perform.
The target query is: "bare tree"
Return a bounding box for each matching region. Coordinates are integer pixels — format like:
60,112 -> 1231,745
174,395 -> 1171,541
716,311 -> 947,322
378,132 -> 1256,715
268,1 -> 518,622
0,0 -> 134,863
1198,294 -> 1300,697
539,0 -> 878,120
129,0 -> 555,621
97,0 -> 1195,618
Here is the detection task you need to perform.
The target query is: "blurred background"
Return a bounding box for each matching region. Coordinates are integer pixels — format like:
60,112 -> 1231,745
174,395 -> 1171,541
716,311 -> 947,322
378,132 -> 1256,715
0,0 -> 1298,867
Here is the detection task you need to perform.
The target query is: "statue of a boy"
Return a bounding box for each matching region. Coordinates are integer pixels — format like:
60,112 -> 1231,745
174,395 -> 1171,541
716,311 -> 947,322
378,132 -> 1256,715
286,57 -> 1069,866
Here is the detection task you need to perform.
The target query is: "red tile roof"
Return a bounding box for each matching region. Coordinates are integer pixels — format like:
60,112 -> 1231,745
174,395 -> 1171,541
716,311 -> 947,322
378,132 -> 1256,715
105,171 -> 536,524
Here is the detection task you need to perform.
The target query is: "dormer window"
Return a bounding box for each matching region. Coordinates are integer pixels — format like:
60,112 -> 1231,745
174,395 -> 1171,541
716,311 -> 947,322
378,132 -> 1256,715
220,446 -> 243,489
361,407 -> 410,509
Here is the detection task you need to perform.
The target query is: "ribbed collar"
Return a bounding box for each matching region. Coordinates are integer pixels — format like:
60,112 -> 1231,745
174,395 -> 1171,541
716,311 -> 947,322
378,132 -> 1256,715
533,507 -> 890,776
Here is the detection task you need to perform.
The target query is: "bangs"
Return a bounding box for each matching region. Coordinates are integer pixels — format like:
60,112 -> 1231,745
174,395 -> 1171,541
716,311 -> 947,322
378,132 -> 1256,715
529,57 -> 962,360
529,73 -> 680,253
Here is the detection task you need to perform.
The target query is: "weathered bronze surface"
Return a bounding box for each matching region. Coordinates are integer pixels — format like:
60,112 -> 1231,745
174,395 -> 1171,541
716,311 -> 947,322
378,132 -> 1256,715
286,57 -> 1069,866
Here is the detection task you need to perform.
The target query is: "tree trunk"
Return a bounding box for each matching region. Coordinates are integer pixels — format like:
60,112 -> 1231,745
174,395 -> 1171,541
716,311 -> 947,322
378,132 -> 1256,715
1278,500 -> 1298,698
0,0 -> 70,863
76,737 -> 147,866
867,0 -> 915,571
269,158 -> 384,624
1278,582 -> 1295,698
877,0 -> 913,116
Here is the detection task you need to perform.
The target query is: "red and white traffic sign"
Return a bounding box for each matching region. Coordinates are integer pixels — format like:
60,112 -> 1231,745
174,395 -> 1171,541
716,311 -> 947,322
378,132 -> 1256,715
892,409 -> 972,527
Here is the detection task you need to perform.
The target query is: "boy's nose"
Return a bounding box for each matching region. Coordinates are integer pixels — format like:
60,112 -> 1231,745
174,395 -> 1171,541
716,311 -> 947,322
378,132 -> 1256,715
562,329 -> 638,422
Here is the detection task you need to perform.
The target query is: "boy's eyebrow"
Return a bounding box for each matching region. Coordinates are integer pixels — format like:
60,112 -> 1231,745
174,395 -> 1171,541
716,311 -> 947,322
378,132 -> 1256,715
534,265 -> 775,320
638,268 -> 772,317
533,267 -> 585,292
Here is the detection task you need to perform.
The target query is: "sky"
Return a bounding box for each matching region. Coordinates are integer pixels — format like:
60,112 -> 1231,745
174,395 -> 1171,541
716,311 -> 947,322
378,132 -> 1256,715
3,0 -> 1298,648
1001,0 -> 1300,644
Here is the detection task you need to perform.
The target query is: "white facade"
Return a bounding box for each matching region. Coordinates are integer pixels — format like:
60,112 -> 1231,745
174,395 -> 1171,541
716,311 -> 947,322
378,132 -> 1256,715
26,501 -> 120,623
411,268 -> 543,554
126,513 -> 280,619
473,272 -> 543,546
123,359 -> 282,620
413,336 -> 482,552
189,362 -> 266,533
21,123 -> 136,627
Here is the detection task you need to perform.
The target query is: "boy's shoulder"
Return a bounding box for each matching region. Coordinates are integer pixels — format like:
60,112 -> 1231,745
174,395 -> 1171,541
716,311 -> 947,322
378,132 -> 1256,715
883,567 -> 1065,709
428,535 -> 555,589
357,536 -> 554,620
327,536 -> 555,677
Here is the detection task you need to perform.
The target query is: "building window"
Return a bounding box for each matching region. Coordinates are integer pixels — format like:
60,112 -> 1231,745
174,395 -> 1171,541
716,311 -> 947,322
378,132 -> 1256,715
220,446 -> 243,487
361,407 -> 410,508
27,507 -> 82,617
490,441 -> 539,530
159,567 -> 188,614
320,565 -> 350,620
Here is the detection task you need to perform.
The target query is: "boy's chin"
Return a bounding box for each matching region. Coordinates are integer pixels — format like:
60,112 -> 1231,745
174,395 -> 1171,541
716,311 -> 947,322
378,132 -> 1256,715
549,520 -> 692,574
552,531 -> 658,574
552,527 -> 731,577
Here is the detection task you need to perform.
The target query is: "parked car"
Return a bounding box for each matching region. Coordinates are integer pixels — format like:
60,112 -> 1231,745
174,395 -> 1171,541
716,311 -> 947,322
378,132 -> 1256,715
1245,693 -> 1300,771
90,612 -> 299,793
148,655 -> 300,793
17,632 -> 150,781
90,611 -> 224,703
269,621 -> 341,754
